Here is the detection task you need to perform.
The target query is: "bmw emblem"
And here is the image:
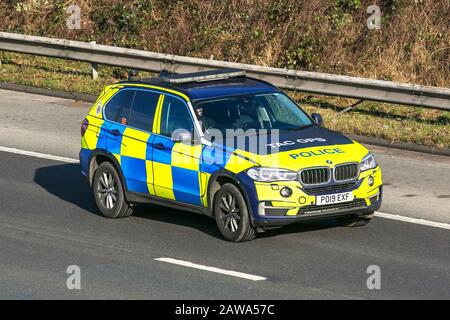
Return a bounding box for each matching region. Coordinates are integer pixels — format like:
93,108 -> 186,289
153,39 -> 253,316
326,160 -> 333,165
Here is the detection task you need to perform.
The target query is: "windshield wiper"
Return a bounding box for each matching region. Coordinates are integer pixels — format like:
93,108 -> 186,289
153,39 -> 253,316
280,124 -> 314,131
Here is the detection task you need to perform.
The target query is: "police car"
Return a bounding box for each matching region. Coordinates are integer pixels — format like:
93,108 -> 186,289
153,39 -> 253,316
79,69 -> 382,242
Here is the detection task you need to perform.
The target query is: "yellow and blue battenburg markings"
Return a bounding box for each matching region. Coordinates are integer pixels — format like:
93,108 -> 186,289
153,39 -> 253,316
102,88 -> 205,206
80,83 -> 245,208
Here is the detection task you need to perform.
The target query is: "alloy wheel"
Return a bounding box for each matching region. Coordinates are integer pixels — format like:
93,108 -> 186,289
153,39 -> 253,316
219,193 -> 241,233
97,171 -> 118,209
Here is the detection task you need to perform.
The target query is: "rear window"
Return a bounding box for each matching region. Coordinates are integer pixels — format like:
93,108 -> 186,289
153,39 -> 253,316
105,90 -> 135,124
128,90 -> 160,132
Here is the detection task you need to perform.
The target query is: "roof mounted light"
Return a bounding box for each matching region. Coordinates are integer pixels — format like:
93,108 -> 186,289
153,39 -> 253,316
161,68 -> 246,84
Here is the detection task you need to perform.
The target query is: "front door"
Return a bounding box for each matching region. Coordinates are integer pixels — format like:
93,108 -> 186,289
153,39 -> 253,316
152,94 -> 203,206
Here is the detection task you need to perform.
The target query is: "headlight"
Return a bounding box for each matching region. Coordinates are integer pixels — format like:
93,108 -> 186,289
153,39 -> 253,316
246,167 -> 298,182
360,153 -> 377,172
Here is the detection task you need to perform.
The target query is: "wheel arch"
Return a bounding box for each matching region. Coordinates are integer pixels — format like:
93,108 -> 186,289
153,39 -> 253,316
206,170 -> 256,225
88,150 -> 127,194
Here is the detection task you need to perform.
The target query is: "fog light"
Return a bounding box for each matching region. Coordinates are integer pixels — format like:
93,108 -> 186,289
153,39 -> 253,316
368,176 -> 374,187
280,187 -> 292,198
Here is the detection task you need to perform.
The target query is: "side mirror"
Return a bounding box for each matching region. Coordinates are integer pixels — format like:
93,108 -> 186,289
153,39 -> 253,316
311,113 -> 323,126
171,129 -> 200,145
171,129 -> 192,143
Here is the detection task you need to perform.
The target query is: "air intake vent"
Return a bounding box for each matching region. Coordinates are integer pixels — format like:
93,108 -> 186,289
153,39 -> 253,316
334,163 -> 359,182
303,182 -> 357,196
300,167 -> 330,185
298,199 -> 366,216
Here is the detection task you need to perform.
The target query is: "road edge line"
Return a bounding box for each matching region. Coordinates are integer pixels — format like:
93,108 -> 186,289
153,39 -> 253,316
0,146 -> 79,163
375,211 -> 450,230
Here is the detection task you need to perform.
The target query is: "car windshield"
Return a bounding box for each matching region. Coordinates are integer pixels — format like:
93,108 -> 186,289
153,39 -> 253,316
194,93 -> 312,135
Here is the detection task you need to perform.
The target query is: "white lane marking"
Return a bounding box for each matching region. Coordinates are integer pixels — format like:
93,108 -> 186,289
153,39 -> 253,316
0,146 -> 78,163
375,211 -> 450,230
155,257 -> 266,281
1,146 -> 449,231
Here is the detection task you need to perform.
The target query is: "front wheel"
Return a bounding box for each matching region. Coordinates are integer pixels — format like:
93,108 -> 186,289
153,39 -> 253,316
214,183 -> 255,242
336,212 -> 374,227
92,162 -> 133,218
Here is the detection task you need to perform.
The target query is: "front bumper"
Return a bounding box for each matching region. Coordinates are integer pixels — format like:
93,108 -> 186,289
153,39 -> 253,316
253,191 -> 381,227
250,166 -> 382,228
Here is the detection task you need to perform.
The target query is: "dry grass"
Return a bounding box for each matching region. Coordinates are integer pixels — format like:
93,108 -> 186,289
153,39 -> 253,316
0,52 -> 153,93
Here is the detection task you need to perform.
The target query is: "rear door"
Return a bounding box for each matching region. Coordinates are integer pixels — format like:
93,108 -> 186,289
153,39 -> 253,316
104,88 -> 160,195
118,89 -> 160,195
151,94 -> 203,206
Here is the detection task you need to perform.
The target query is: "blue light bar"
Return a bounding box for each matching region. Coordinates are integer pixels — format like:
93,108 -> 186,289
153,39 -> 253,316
161,68 -> 246,84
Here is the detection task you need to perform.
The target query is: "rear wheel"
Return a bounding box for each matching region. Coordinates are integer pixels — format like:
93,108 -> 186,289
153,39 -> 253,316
214,183 -> 255,242
336,212 -> 374,227
92,162 -> 133,218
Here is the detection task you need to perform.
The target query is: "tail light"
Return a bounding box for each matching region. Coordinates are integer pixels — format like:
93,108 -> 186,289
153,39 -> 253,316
81,118 -> 89,137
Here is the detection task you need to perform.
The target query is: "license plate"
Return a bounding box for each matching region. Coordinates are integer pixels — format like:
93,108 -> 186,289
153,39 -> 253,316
316,192 -> 353,206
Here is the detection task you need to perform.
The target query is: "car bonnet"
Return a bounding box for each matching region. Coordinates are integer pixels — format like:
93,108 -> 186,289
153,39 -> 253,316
216,125 -> 369,171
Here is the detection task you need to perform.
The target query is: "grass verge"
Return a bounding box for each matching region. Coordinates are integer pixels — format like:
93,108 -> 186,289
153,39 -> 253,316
1,52 -> 449,149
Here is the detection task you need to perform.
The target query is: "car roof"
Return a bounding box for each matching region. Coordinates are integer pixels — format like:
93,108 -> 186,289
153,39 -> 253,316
119,70 -> 280,101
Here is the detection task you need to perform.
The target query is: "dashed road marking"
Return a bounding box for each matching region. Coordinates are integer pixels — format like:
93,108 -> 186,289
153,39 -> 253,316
155,257 -> 267,281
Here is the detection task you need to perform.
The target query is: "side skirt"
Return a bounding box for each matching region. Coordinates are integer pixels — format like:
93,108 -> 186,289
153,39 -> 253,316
125,191 -> 213,218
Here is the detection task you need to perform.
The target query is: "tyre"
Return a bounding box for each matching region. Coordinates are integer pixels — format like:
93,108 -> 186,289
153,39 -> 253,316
92,161 -> 133,219
213,183 -> 256,242
336,212 -> 374,227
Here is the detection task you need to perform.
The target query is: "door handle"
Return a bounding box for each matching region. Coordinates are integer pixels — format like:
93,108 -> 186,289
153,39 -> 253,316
153,143 -> 166,150
109,129 -> 121,136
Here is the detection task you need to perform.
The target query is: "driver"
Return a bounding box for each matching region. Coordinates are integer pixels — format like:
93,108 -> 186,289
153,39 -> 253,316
195,106 -> 216,132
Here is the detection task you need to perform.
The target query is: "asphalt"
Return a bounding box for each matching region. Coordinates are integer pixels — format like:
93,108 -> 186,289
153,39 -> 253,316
0,89 -> 449,299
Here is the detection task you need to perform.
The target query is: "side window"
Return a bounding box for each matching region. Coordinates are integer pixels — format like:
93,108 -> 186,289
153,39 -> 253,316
105,90 -> 135,124
160,95 -> 194,137
128,90 -> 160,132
